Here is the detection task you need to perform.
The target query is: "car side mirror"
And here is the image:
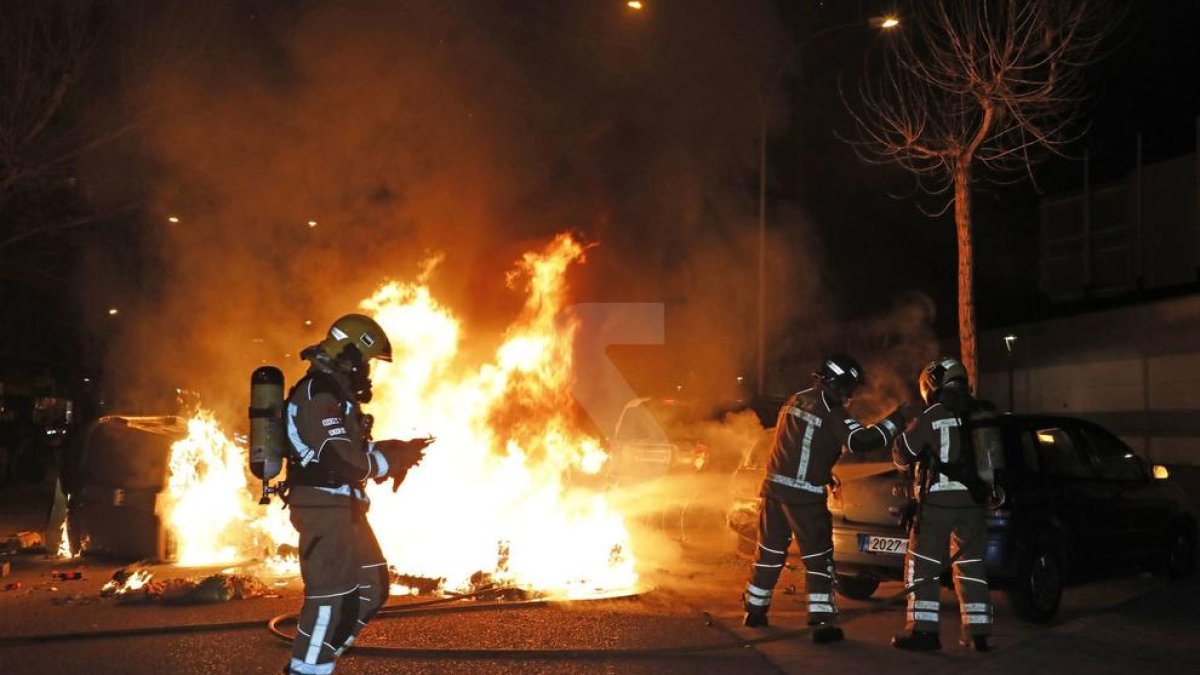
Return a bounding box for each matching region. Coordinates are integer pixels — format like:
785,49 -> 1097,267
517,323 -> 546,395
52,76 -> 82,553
1152,464 -> 1170,480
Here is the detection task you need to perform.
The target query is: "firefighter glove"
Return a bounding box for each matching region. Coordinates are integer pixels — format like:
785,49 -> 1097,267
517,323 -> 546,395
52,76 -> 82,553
375,437 -> 434,492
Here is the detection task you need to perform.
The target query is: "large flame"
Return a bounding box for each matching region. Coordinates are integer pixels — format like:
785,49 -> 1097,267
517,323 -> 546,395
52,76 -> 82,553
162,234 -> 636,595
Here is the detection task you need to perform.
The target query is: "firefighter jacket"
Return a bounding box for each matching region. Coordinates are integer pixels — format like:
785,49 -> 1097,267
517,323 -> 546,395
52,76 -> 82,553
893,401 -> 971,496
285,366 -> 389,502
762,388 -> 906,504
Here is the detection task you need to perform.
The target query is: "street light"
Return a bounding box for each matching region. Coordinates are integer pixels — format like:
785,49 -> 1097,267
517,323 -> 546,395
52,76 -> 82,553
755,16 -> 898,395
1004,334 -> 1018,412
626,1 -> 644,10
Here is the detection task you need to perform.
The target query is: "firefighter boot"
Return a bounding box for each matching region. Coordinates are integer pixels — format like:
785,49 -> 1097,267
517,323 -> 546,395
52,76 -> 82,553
960,635 -> 990,652
742,607 -> 769,628
892,630 -> 941,651
811,622 -> 844,644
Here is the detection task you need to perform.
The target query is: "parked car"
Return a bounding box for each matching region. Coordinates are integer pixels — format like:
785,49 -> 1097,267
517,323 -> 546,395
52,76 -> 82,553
727,414 -> 1198,622
605,397 -> 716,483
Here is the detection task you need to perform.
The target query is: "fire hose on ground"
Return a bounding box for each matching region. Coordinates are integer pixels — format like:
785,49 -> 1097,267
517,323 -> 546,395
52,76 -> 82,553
0,556 -> 962,658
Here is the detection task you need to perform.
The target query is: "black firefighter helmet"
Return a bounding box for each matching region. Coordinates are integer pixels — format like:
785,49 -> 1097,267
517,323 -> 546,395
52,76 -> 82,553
813,354 -> 865,402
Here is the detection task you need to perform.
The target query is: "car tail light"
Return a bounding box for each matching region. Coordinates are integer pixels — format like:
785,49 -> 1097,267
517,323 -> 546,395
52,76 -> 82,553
828,484 -> 844,515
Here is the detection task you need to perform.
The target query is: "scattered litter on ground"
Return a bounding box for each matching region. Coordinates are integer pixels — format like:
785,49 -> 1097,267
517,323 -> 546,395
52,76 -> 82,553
100,566 -> 271,605
1,531 -> 43,554
51,593 -> 97,606
390,570 -> 444,596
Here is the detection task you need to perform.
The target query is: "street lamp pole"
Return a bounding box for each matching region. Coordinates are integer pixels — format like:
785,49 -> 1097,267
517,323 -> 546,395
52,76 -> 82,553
1004,334 -> 1018,412
755,16 -> 897,395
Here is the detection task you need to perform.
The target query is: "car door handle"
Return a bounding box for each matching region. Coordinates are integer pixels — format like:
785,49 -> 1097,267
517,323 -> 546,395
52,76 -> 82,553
888,506 -> 902,516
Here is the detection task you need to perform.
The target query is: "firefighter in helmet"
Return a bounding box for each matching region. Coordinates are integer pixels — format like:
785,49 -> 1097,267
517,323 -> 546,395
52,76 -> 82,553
284,314 -> 432,675
743,354 -> 913,643
891,357 -> 992,652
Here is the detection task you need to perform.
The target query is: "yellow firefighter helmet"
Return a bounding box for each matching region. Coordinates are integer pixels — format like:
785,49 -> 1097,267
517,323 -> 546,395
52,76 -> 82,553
317,313 -> 393,364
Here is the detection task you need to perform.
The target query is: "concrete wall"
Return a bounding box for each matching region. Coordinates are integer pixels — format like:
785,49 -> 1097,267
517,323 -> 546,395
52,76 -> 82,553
978,293 -> 1200,466
1039,149 -> 1198,301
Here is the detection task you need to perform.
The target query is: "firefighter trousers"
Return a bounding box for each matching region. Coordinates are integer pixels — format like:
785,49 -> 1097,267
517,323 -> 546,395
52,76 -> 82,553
903,490 -> 992,638
744,496 -> 837,625
287,497 -> 389,675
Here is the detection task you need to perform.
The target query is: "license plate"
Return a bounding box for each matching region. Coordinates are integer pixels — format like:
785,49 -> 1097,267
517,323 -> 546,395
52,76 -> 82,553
858,534 -> 907,555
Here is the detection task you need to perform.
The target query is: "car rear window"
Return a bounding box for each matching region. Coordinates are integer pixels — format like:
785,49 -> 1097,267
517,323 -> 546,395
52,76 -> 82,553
1033,427 -> 1093,478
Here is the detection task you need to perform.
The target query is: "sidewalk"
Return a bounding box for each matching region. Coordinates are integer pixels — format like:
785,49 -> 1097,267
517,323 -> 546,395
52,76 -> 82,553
962,576 -> 1200,674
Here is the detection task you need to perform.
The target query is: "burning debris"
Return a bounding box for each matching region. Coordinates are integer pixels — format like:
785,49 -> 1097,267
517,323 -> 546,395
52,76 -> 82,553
100,568 -> 154,598
55,519 -> 76,560
100,566 -> 270,605
388,569 -> 444,597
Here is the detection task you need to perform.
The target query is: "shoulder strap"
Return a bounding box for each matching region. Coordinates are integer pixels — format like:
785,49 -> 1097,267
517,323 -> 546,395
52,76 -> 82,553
938,410 -> 989,502
289,369 -> 355,405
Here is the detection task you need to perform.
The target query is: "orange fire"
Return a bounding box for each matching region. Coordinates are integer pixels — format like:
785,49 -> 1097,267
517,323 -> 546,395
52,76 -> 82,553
162,234 -> 636,596
164,414 -> 258,566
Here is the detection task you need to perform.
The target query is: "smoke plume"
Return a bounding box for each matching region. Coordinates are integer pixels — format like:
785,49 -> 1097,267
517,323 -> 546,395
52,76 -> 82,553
78,0 -> 805,420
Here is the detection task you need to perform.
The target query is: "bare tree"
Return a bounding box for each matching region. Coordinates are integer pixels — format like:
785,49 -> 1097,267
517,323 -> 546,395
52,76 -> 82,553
0,0 -> 207,281
844,0 -> 1111,388
0,0 -> 108,257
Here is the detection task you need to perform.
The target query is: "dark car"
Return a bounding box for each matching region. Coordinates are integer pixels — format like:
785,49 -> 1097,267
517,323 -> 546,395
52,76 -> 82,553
728,414 -> 1198,622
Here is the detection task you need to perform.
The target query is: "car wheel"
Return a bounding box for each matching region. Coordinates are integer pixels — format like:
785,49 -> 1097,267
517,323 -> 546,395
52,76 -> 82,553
1009,544 -> 1062,623
835,574 -> 880,600
1158,524 -> 1197,581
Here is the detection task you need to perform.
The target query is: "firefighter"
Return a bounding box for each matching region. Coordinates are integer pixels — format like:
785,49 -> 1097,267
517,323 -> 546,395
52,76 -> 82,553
743,354 -> 913,643
284,314 -> 432,675
891,357 -> 992,652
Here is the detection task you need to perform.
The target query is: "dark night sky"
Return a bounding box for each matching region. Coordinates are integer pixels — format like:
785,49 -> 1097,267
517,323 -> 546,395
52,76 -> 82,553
2,0 -> 1198,406
775,0 -> 1199,336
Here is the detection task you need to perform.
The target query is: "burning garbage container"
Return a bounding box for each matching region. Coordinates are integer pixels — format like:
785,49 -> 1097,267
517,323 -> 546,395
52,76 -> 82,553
66,416 -> 187,561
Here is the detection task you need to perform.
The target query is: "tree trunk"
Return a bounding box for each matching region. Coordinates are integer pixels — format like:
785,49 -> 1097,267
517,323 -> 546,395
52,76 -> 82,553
954,163 -> 978,393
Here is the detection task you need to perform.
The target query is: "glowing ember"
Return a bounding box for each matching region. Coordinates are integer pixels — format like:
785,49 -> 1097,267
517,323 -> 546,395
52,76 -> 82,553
56,519 -> 74,559
389,584 -> 420,597
101,569 -> 154,596
160,234 -> 635,596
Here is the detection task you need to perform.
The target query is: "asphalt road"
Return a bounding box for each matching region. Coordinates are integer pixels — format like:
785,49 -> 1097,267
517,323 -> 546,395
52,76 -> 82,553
3,475 -> 1200,675
1,519 -> 1198,675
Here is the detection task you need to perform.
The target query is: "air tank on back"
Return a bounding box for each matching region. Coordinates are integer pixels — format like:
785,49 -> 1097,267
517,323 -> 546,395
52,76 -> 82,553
249,366 -> 285,504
